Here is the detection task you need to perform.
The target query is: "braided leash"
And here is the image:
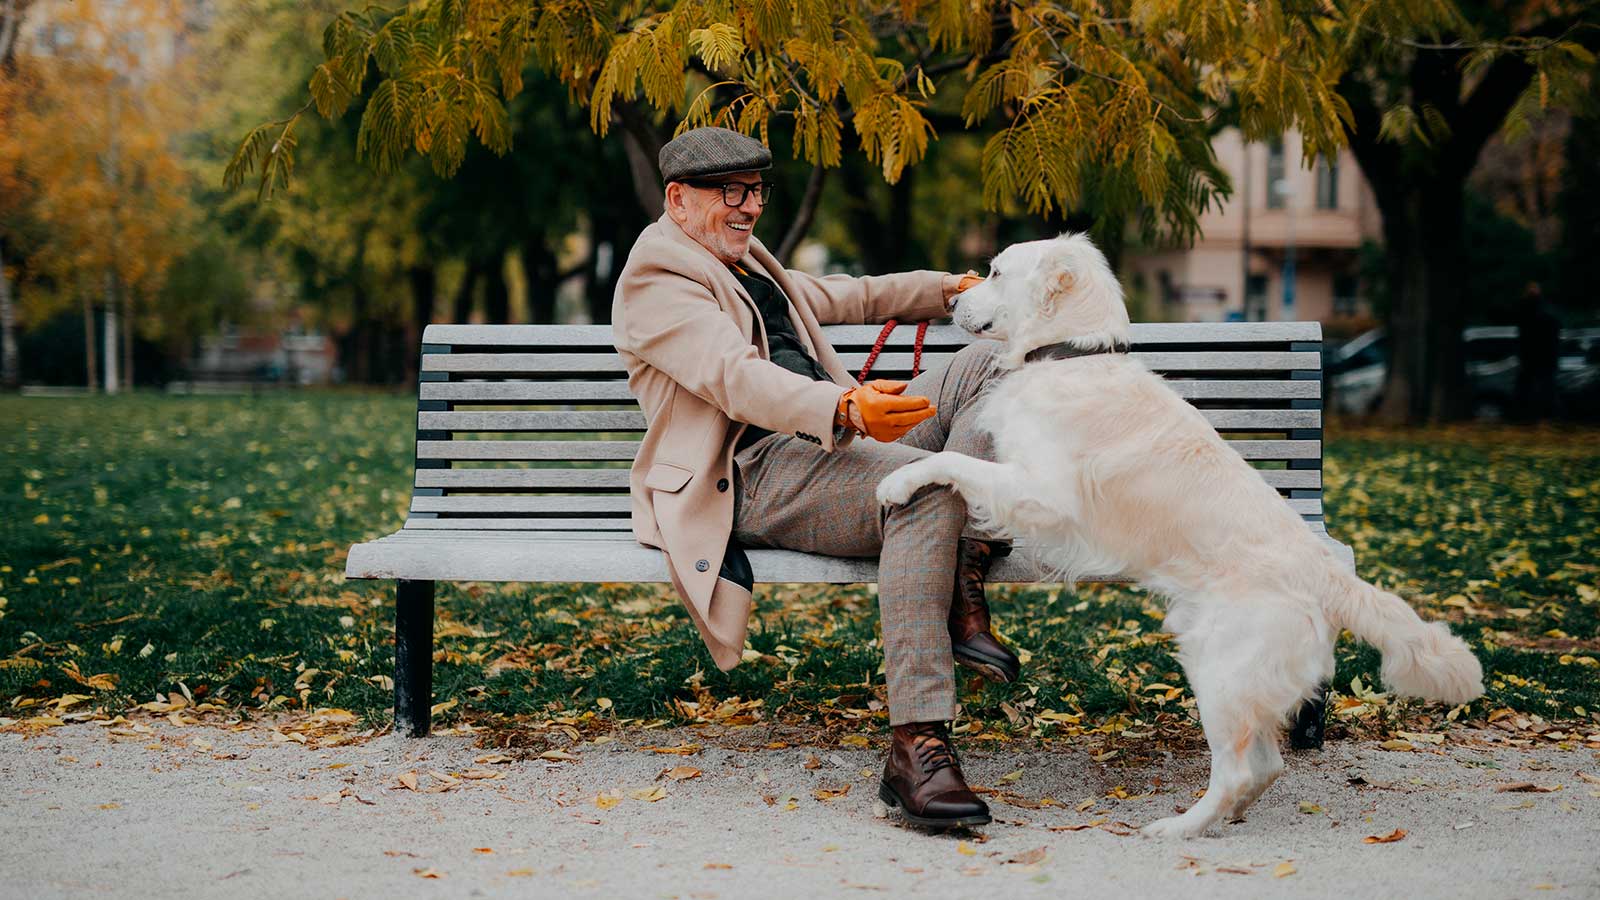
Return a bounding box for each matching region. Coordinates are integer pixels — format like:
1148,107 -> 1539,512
858,319 -> 929,381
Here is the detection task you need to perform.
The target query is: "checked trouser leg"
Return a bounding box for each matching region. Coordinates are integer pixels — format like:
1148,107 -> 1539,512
731,340 -> 1002,725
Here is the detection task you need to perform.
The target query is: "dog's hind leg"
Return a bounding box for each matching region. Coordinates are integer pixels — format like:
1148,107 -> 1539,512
1142,600 -> 1309,838
1141,672 -> 1268,839
1222,731 -> 1285,823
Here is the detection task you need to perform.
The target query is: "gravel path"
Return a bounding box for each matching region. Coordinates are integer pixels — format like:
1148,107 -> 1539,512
3,722 -> 1597,899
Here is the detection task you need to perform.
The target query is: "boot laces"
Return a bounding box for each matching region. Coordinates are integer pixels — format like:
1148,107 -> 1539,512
909,725 -> 961,775
955,540 -> 993,611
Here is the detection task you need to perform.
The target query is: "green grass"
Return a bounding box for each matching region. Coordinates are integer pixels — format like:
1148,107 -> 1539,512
2,394 -> 1597,743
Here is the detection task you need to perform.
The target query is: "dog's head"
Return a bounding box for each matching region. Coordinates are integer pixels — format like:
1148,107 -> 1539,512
952,233 -> 1132,367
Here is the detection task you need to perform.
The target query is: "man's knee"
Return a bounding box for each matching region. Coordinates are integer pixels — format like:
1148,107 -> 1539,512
886,481 -> 967,527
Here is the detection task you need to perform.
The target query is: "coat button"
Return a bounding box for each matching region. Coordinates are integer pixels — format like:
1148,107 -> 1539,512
695,559 -> 710,572
717,478 -> 729,492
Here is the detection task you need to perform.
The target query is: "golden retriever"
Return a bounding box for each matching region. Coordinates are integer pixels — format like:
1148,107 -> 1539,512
876,234 -> 1484,837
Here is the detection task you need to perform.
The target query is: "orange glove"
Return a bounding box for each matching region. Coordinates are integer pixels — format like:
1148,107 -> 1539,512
836,380 -> 937,443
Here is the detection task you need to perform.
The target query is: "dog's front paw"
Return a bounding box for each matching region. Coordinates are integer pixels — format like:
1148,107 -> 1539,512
876,463 -> 934,507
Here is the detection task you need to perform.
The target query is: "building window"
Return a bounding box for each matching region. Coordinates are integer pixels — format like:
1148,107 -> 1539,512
1244,274 -> 1269,321
1333,272 -> 1359,316
1315,156 -> 1339,210
1266,139 -> 1286,210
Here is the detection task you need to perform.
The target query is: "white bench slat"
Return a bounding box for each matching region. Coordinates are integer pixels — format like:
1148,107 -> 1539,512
418,408 -> 1319,433
413,467 -> 1319,491
410,494 -> 1325,517
415,438 -> 1320,462
422,350 -> 1322,374
422,322 -> 1323,346
417,440 -> 640,460
421,378 -> 1321,403
422,382 -> 639,402
416,469 -> 632,489
412,496 -> 634,514
403,517 -> 631,530
347,528 -> 1353,583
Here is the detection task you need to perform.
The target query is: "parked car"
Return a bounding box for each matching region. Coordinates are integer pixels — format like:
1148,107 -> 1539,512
1325,326 -> 1600,418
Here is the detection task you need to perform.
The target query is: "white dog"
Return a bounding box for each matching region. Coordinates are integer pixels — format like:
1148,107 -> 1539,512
877,234 -> 1484,838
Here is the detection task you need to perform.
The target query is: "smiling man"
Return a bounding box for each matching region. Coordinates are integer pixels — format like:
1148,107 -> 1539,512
611,126 -> 1018,830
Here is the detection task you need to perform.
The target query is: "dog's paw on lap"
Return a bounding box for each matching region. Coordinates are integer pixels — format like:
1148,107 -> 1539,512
876,462 -> 938,507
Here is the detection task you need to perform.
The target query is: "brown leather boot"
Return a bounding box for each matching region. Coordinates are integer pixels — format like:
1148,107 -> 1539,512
878,721 -> 991,829
950,538 -> 1021,683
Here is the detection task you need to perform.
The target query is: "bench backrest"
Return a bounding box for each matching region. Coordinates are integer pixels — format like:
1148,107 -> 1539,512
406,323 -> 1326,534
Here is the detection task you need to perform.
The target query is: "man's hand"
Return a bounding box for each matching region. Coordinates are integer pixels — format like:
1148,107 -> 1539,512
943,271 -> 984,310
837,380 -> 937,443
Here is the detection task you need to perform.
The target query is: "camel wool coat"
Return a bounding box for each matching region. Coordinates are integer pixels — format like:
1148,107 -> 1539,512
612,214 -> 952,670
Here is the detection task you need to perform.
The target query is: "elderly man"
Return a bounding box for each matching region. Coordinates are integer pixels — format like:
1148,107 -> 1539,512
612,127 -> 1018,829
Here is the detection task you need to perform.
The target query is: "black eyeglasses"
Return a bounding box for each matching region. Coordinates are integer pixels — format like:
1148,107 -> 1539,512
680,179 -> 774,207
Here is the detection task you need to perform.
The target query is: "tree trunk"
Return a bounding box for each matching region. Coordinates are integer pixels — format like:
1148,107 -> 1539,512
1338,29 -> 1557,424
451,259 -> 481,323
520,236 -> 559,324
81,292 -> 97,392
121,282 -> 134,389
405,264 -> 435,383
101,271 -> 119,393
614,103 -> 667,221
775,165 -> 827,267
483,253 -> 510,324
0,237 -> 18,390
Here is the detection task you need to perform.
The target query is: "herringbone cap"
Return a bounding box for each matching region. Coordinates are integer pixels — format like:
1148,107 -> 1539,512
658,127 -> 772,183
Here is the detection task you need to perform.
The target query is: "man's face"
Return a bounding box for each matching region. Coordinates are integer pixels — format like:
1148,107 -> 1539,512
664,172 -> 765,265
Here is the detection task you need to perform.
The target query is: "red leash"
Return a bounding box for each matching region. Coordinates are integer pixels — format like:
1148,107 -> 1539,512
858,319 -> 928,382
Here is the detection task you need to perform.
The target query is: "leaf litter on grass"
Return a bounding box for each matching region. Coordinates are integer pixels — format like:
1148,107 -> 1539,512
2,397 -> 1598,753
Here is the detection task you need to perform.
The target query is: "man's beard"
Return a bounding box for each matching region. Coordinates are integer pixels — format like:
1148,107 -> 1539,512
697,218 -> 754,264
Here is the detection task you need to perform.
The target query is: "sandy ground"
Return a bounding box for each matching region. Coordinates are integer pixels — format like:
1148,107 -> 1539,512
2,721 -> 1598,900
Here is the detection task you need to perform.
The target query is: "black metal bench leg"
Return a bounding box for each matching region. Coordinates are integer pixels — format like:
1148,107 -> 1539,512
1289,682 -> 1328,750
394,579 -> 435,737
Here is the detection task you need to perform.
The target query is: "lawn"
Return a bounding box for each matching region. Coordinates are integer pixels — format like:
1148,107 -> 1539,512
2,393 -> 1597,749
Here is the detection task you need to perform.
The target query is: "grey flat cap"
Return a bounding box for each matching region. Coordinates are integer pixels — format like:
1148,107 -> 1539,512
659,126 -> 772,183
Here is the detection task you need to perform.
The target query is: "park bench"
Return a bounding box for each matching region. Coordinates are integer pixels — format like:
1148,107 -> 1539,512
345,321 -> 1351,746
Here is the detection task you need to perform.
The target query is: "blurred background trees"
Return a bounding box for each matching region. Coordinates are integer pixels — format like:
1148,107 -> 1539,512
0,0 -> 1596,425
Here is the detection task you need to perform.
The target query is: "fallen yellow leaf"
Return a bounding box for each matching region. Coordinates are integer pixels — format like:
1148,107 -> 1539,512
813,785 -> 852,801
957,841 -> 977,856
595,791 -> 623,810
1363,829 -> 1408,844
629,785 -> 667,803
1275,861 -> 1297,878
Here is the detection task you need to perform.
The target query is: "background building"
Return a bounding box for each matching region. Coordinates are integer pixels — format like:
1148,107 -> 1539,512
1124,129 -> 1382,329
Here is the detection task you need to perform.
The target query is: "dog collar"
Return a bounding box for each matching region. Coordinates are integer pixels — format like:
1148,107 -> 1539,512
1023,340 -> 1131,364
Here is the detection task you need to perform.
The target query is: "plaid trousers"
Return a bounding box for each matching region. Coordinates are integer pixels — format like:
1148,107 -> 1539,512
732,340 -> 1002,725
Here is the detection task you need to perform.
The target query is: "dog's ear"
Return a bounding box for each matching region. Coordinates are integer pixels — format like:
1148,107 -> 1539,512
1037,250 -> 1076,316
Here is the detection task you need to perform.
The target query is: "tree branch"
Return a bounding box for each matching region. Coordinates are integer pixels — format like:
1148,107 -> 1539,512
0,0 -> 37,69
1446,51 -> 1535,178
613,102 -> 668,220
775,164 -> 827,266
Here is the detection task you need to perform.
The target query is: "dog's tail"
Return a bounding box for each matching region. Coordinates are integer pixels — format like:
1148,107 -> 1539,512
1324,574 -> 1484,705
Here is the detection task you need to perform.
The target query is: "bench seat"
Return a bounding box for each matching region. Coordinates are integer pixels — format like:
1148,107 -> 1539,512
346,529 -> 1355,584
